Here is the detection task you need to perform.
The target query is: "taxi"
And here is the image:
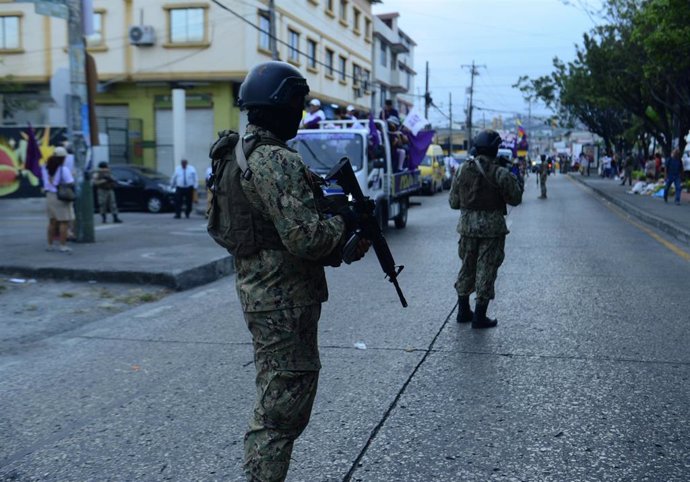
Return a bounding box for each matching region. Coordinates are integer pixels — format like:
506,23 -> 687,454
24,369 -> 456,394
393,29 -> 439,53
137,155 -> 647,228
419,144 -> 446,194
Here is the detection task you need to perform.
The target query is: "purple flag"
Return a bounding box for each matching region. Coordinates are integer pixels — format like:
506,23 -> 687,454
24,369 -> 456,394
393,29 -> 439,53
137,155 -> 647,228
24,124 -> 43,179
368,113 -> 380,149
406,130 -> 435,170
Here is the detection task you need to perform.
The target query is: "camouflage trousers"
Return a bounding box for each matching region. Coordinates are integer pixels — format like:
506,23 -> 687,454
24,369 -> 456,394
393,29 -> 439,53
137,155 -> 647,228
243,304 -> 322,482
455,236 -> 505,304
97,189 -> 118,215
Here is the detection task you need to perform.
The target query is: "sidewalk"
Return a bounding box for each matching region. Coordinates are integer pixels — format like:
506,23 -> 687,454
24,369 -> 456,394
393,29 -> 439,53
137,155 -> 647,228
0,197 -> 232,290
569,173 -> 690,246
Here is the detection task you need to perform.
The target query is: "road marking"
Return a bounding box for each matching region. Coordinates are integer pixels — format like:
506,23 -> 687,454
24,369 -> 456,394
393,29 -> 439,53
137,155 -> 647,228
568,176 -> 690,262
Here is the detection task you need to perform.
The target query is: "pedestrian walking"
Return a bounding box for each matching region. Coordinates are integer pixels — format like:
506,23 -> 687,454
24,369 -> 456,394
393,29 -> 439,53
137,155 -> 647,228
42,147 -> 74,253
538,154 -> 548,199
92,161 -> 122,223
620,153 -> 634,187
663,148 -> 685,205
449,129 -> 523,329
224,61 -> 369,481
170,159 -> 197,218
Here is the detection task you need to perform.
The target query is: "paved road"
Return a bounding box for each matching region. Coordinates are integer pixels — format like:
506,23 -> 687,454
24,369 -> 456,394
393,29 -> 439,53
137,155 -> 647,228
1,175 -> 688,481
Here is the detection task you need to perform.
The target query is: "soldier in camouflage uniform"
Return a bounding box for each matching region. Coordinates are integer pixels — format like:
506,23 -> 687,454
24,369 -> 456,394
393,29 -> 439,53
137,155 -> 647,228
449,130 -> 523,328
538,154 -> 548,199
232,62 -> 368,481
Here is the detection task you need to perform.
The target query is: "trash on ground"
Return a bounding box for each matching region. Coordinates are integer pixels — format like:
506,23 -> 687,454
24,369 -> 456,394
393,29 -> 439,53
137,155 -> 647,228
353,341 -> 367,350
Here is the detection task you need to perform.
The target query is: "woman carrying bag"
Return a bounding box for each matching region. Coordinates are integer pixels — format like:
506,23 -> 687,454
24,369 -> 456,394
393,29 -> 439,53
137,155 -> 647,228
42,147 -> 75,253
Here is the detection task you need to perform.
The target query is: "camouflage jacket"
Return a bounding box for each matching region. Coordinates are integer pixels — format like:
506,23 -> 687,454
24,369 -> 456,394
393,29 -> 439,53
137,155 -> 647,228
449,155 -> 523,237
234,125 -> 346,312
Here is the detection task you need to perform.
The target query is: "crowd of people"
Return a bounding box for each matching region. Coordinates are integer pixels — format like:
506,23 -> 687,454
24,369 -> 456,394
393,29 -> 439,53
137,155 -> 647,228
584,149 -> 688,205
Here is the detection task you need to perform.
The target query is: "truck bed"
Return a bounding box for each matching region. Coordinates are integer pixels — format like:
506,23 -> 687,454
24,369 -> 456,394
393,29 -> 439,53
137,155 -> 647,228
389,169 -> 421,198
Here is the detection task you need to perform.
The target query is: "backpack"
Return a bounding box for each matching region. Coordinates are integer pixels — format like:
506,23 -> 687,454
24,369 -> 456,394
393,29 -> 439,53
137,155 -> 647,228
206,130 -> 283,254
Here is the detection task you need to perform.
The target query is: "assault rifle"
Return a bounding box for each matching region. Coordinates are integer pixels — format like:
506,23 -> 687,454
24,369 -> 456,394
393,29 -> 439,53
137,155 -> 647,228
326,157 -> 408,308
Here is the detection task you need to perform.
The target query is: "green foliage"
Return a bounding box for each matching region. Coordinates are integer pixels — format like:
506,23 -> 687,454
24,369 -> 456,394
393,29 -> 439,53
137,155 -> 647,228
517,0 -> 690,155
632,170 -> 646,181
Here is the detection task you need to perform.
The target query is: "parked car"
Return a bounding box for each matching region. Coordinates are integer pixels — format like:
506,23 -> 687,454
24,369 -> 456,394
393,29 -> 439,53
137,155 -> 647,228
419,144 -> 445,194
94,165 -> 175,213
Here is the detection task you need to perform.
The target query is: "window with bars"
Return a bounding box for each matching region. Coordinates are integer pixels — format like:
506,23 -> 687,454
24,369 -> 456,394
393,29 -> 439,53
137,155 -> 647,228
169,8 -> 205,43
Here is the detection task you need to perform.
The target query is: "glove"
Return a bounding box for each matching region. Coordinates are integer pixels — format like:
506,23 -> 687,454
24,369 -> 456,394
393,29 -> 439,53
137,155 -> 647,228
338,206 -> 360,232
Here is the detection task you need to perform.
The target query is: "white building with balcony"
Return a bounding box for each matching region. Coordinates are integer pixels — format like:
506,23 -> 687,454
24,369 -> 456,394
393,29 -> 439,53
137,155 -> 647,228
0,0 -> 377,175
372,12 -> 416,117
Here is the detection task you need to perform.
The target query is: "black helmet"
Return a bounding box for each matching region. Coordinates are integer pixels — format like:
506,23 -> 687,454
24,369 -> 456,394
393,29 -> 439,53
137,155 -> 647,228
239,61 -> 310,109
472,129 -> 502,157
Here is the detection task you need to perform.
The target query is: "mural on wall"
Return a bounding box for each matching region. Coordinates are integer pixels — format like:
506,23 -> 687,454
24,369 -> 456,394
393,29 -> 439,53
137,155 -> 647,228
0,125 -> 67,198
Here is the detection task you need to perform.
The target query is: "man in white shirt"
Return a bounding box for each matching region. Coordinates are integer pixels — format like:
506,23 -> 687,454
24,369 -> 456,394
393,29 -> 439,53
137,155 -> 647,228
346,105 -> 363,129
170,159 -> 197,218
300,98 -> 325,129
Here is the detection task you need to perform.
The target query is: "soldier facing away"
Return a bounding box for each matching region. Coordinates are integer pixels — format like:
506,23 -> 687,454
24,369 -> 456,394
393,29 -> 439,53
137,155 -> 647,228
449,129 -> 523,328
223,61 -> 369,481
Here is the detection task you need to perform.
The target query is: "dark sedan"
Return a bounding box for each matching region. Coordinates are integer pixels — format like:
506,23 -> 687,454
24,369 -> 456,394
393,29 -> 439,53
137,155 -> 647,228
94,165 -> 175,213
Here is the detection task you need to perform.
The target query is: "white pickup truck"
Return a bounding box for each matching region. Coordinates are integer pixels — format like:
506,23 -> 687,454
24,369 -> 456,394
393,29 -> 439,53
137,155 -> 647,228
288,119 -> 421,229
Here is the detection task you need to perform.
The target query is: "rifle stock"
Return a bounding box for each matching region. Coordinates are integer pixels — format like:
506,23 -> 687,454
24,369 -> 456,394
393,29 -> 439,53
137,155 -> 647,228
326,157 -> 408,308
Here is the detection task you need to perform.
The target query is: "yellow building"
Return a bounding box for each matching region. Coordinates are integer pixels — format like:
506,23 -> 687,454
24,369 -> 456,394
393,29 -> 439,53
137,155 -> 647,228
0,0 -> 377,176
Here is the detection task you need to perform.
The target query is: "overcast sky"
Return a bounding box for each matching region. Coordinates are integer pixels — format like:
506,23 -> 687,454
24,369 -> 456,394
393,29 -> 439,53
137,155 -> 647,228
372,0 -> 603,127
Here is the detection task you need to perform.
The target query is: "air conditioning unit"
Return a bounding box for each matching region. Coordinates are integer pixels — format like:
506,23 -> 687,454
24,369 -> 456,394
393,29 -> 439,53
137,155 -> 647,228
129,25 -> 156,46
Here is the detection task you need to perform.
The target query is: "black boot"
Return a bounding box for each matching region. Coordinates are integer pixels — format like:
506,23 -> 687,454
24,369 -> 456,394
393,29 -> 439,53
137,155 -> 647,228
456,296 -> 473,323
472,301 -> 498,329
113,214 -> 122,224
101,213 -> 107,223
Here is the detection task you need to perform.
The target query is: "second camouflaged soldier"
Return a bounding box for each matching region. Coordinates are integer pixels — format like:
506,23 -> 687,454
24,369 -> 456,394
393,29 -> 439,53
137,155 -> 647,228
449,130 -> 523,328
221,62 -> 367,482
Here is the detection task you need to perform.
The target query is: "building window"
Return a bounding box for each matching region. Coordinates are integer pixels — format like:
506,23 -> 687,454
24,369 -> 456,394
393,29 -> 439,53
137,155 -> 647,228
353,8 -> 360,33
325,0 -> 334,14
380,41 -> 387,67
353,63 -> 362,86
391,53 -> 397,71
288,29 -> 300,63
339,55 -> 347,82
86,11 -> 105,48
168,7 -> 205,43
339,1 -> 347,22
307,39 -> 317,69
363,69 -> 371,91
364,18 -> 371,40
0,15 -> 20,50
325,48 -> 334,77
259,12 -> 271,51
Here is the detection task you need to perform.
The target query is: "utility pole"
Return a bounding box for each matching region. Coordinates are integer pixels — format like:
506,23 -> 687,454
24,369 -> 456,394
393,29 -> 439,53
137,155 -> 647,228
268,0 -> 278,60
448,92 -> 452,155
461,60 -> 485,151
424,61 -> 430,119
67,0 -> 94,242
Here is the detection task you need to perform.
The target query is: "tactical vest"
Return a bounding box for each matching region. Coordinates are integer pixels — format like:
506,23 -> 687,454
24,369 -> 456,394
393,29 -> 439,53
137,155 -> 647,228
207,130 -> 287,257
457,155 -> 507,214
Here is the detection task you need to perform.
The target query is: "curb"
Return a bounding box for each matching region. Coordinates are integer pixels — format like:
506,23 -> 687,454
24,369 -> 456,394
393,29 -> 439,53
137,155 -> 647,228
569,174 -> 690,246
0,256 -> 234,291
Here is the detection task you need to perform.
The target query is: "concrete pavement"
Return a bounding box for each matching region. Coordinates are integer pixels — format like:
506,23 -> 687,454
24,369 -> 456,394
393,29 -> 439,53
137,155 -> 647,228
0,197 -> 232,290
568,173 -> 690,246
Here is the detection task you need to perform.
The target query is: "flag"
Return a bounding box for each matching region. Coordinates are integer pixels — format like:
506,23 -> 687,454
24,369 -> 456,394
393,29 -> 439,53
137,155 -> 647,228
406,130 -> 435,170
368,113 -> 380,149
24,124 -> 43,180
402,106 -> 429,136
